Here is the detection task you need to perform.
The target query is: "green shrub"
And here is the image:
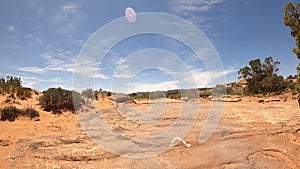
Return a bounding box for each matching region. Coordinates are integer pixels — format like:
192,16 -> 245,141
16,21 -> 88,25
287,82 -> 296,90
200,91 -> 212,98
292,89 -> 298,95
81,88 -> 95,99
212,85 -> 227,96
0,106 -> 40,121
0,76 -> 21,95
39,88 -> 84,114
238,56 -> 287,95
150,91 -> 166,99
0,106 -> 21,121
34,90 -> 39,95
182,90 -> 199,99
0,76 -> 32,100
22,108 -> 39,119
226,87 -> 234,95
166,90 -> 181,99
129,92 -> 150,100
72,90 -> 85,111
231,87 -> 243,95
16,87 -> 32,100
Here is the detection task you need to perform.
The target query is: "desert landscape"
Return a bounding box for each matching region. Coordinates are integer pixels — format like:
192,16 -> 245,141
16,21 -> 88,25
1,1 -> 300,169
0,91 -> 299,169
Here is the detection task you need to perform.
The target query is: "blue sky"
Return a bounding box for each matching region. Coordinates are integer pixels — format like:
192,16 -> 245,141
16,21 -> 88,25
0,0 -> 299,92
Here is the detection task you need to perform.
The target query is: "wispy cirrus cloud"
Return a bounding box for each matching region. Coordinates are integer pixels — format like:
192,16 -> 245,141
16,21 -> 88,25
51,2 -> 85,34
167,0 -> 223,29
169,0 -> 223,14
110,47 -> 234,93
20,75 -> 71,90
16,67 -> 46,73
188,67 -> 235,88
11,49 -> 75,73
20,76 -> 47,87
93,73 -> 110,80
2,73 -> 65,90
14,49 -> 110,80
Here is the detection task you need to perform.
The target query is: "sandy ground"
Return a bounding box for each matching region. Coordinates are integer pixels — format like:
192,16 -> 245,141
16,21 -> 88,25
0,95 -> 300,169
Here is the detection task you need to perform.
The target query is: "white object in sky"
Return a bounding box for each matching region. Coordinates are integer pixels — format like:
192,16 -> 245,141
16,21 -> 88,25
125,7 -> 136,23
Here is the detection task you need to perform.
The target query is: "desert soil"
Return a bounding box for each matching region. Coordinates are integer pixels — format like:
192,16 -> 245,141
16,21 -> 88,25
0,95 -> 300,169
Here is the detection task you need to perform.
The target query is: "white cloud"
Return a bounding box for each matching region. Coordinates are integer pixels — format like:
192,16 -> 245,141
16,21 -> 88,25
18,76 -> 46,88
170,0 -> 223,14
112,64 -> 234,93
168,0 -> 223,29
113,64 -> 131,78
189,68 -> 235,88
140,72 -> 150,77
62,3 -> 77,13
126,67 -> 234,93
41,50 -> 75,72
92,73 -> 110,80
16,67 -> 46,73
51,2 -> 85,34
5,25 -> 16,32
19,75 -> 71,91
74,39 -> 86,46
72,58 -> 112,80
14,49 -> 76,74
128,81 -> 178,93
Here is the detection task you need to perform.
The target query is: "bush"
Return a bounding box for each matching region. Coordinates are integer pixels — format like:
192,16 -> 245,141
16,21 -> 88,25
149,91 -> 166,99
22,108 -> 39,119
0,106 -> 40,121
81,88 -> 95,99
231,87 -> 243,95
0,76 -> 22,96
238,56 -> 287,95
200,90 -> 212,98
212,85 -> 227,96
0,106 -> 21,121
34,90 -> 39,95
39,88 -> 84,114
292,90 -> 298,95
129,92 -> 149,100
0,76 -> 32,100
16,87 -> 32,100
72,90 -> 85,111
166,90 -> 181,99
